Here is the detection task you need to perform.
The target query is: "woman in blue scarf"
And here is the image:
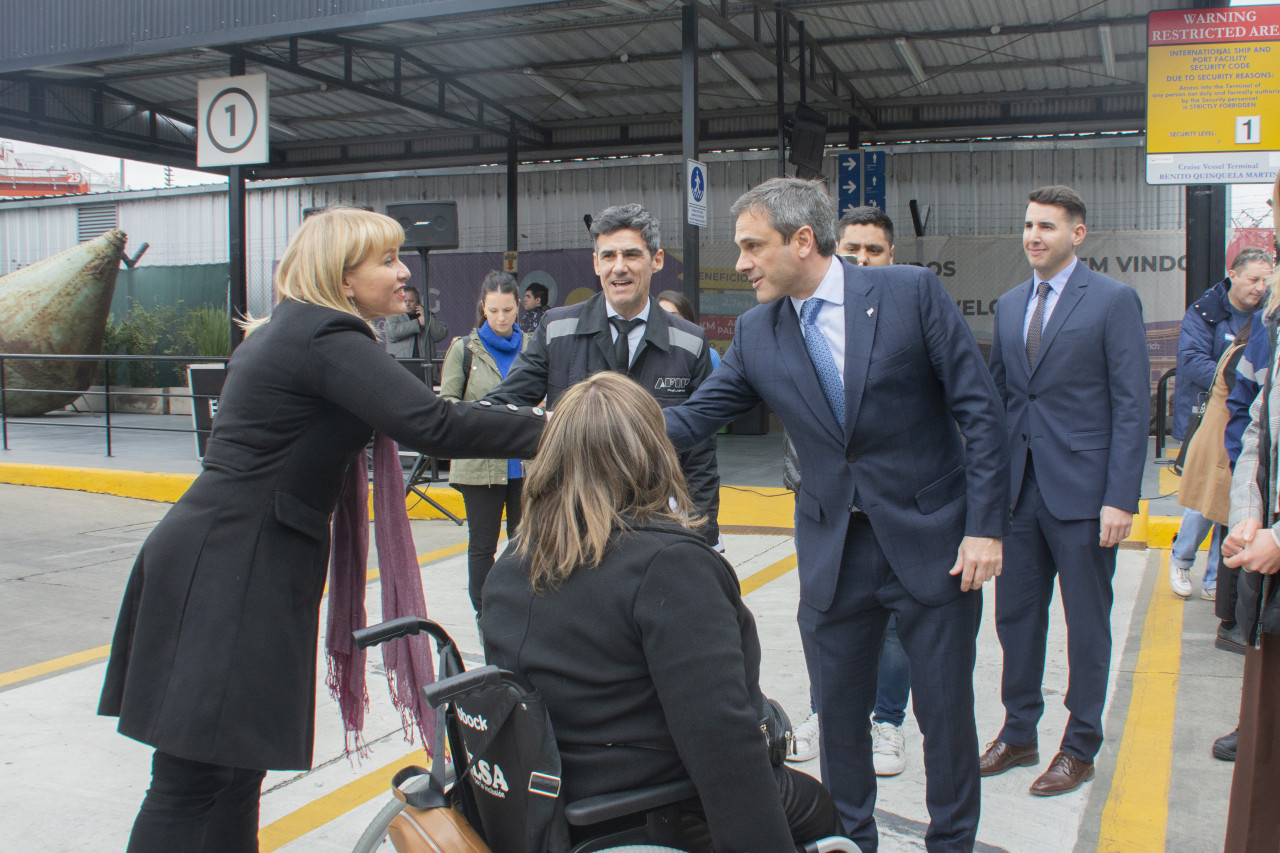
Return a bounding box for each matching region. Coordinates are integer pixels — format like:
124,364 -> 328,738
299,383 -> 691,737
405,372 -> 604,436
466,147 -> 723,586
439,270 -> 528,614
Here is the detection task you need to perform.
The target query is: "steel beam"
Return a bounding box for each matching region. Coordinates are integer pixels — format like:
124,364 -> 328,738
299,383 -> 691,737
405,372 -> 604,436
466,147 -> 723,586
682,1 -> 700,319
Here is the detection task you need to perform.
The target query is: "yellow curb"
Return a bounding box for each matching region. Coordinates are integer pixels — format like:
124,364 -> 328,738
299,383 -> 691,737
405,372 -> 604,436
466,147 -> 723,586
0,461 -> 1193,549
1097,550 -> 1184,851
0,462 -> 467,521
0,463 -> 196,503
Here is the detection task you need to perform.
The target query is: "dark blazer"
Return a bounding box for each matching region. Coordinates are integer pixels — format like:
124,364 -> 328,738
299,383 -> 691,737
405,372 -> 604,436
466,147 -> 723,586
988,262 -> 1149,520
666,260 -> 1009,609
98,300 -> 545,771
488,291 -> 721,544
480,521 -> 794,852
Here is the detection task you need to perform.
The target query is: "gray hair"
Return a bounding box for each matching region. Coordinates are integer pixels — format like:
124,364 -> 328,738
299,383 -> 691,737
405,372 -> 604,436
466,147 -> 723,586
730,177 -> 837,257
590,203 -> 662,256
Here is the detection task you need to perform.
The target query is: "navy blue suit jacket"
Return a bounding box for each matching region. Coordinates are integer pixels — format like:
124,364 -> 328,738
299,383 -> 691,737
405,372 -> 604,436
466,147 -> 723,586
988,262 -> 1149,520
666,260 -> 1009,610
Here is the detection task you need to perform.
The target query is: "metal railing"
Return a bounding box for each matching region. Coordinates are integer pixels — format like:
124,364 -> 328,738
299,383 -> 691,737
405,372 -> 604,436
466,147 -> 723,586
1153,367 -> 1176,463
0,353 -> 229,456
0,352 -> 442,458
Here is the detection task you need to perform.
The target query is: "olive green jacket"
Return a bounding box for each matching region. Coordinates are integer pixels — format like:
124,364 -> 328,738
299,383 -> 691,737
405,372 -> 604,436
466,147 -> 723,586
439,330 -> 529,486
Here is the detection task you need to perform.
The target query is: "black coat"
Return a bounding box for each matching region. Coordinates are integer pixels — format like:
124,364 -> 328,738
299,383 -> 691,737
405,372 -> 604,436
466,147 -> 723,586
480,520 -> 794,851
98,300 -> 545,771
486,292 -> 721,544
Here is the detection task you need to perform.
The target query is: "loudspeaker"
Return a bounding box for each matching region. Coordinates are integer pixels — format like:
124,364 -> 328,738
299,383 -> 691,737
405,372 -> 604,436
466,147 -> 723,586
386,201 -> 459,250
787,102 -> 829,180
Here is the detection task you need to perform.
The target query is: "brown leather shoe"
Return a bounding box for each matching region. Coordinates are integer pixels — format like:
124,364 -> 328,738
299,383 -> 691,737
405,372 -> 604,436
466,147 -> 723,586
978,739 -> 1039,777
1029,751 -> 1095,796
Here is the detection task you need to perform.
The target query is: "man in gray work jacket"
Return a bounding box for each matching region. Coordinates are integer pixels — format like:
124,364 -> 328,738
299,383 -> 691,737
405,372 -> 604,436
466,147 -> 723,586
487,202 -> 720,545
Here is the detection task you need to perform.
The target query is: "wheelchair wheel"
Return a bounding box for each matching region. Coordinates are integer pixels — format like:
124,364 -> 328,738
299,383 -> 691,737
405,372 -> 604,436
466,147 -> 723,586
350,794 -> 406,852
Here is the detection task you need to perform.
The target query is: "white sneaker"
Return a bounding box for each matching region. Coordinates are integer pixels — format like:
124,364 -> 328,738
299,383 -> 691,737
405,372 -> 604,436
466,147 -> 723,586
871,721 -> 906,776
1169,563 -> 1192,597
787,712 -> 820,762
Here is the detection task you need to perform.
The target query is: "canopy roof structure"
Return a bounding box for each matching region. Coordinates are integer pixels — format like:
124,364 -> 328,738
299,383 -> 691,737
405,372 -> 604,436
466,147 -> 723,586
0,0 -> 1179,178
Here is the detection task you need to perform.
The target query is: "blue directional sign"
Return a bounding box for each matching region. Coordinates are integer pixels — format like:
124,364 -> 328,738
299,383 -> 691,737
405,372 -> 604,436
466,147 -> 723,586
837,151 -> 861,216
837,149 -> 887,213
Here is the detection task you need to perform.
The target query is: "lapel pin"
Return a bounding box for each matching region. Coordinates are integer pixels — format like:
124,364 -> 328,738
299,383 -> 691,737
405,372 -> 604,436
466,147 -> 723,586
866,307 -> 875,317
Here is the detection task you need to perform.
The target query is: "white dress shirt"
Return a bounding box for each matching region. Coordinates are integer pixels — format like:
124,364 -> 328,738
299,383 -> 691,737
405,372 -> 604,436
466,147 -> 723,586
1022,256 -> 1078,345
607,300 -> 652,368
790,256 -> 849,385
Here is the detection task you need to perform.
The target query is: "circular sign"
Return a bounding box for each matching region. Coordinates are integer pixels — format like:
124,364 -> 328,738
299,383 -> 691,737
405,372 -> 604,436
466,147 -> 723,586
205,87 -> 259,154
690,165 -> 706,202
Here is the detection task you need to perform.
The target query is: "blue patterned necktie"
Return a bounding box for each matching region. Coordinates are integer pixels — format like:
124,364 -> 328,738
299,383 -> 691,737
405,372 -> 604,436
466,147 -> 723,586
800,298 -> 845,430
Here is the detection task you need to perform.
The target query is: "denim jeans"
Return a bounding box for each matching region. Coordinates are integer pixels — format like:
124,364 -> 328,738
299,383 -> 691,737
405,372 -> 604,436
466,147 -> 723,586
1170,507 -> 1219,588
872,614 -> 911,727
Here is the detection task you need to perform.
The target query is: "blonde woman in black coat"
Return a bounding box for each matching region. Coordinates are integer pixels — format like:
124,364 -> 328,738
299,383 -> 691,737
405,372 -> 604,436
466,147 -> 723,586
98,207 -> 546,852
481,372 -> 843,851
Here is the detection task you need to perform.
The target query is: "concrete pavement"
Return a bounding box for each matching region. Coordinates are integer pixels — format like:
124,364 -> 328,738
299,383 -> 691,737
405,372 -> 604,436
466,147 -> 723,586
0,415 -> 1242,851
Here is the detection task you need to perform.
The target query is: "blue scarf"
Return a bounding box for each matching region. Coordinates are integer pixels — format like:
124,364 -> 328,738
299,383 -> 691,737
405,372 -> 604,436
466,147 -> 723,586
478,321 -> 522,378
477,322 -> 525,480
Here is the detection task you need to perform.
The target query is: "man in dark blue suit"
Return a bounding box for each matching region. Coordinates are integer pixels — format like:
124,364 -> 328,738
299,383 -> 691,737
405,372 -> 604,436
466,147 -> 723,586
981,185 -> 1149,796
665,177 -> 1009,853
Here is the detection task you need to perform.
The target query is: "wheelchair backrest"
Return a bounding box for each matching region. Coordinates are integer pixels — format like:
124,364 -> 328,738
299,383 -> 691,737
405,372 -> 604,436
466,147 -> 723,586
447,669 -> 572,853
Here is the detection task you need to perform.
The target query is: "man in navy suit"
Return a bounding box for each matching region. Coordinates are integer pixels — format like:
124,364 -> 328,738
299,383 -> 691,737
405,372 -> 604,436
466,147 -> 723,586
980,185 -> 1149,795
665,177 -> 1009,853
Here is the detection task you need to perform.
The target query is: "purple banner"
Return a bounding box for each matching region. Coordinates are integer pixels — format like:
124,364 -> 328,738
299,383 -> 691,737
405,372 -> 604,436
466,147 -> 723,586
406,249 -> 688,347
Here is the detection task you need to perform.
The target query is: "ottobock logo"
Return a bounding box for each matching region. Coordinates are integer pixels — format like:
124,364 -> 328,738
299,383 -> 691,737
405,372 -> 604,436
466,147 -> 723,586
458,708 -> 488,731
653,376 -> 690,393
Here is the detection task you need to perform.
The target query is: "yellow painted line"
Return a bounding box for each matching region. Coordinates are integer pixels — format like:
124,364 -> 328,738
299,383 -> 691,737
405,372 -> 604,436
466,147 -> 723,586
0,644 -> 110,688
1096,550 -> 1183,853
0,545 -> 472,691
740,552 -> 798,596
259,748 -> 428,852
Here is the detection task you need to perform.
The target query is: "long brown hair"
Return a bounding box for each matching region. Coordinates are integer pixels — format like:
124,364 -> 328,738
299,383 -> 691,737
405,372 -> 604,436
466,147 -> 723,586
516,372 -> 703,590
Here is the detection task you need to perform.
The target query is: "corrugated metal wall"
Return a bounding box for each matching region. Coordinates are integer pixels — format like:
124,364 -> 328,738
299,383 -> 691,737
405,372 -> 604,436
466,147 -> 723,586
0,139 -> 1184,314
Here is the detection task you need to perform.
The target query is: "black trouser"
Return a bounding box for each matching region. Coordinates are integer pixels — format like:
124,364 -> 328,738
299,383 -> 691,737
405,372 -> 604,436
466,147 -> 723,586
127,750 -> 266,853
455,479 -> 523,614
1217,529 -> 1241,624
774,762 -> 846,844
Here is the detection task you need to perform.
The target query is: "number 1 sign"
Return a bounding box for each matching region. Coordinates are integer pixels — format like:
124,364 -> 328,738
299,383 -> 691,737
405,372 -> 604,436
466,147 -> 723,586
197,74 -> 270,167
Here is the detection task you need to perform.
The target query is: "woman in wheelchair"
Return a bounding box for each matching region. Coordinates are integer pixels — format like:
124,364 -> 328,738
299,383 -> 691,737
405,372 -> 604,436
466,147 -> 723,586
481,372 -> 845,851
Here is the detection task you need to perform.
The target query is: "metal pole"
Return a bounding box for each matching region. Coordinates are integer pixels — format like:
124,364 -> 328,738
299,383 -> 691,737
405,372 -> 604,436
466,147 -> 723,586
0,357 -> 7,450
229,55 -> 248,349
682,1 -> 701,319
1184,184 -> 1227,308
103,359 -> 113,457
776,10 -> 787,177
507,120 -> 518,252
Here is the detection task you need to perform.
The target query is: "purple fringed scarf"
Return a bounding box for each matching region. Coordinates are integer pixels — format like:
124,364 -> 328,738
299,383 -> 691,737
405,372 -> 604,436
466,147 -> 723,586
325,433 -> 437,758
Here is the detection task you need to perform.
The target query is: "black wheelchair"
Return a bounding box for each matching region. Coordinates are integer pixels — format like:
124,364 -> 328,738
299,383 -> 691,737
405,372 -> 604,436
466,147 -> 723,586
350,616 -> 856,853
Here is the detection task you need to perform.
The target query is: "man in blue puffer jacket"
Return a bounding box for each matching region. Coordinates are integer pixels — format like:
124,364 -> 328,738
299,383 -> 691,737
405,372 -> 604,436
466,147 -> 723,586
1169,248 -> 1272,600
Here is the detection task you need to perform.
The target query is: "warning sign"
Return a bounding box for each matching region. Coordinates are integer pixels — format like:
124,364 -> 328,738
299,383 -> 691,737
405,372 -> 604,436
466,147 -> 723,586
1146,5 -> 1280,183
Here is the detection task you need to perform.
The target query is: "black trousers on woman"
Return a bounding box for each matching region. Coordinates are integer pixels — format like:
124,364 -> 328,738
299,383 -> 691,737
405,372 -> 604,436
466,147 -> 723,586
127,750 -> 266,852
455,479 -> 523,613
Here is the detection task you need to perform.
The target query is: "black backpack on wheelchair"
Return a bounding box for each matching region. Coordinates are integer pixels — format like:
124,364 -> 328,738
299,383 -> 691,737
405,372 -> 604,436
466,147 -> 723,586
352,616 -> 855,853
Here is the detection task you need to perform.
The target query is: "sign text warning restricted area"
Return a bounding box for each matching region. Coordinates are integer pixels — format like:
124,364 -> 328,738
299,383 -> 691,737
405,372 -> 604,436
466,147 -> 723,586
1146,4 -> 1280,184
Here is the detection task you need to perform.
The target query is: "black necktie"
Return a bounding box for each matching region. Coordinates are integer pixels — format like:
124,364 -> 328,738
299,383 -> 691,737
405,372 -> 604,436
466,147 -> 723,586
610,317 -> 643,373
1025,281 -> 1051,369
